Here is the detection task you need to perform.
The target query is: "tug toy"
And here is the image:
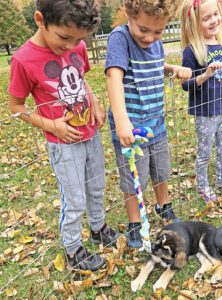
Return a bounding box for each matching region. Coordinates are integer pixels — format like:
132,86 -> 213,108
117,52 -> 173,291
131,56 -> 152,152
122,127 -> 154,252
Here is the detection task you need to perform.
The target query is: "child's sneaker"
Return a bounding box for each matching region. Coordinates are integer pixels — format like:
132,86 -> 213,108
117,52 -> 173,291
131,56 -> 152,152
198,189 -> 218,203
67,246 -> 105,271
155,203 -> 180,222
91,223 -> 119,246
126,222 -> 143,248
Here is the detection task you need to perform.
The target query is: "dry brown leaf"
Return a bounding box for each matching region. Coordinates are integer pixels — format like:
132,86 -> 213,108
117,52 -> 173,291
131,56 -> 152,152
154,287 -> 164,299
179,290 -> 197,300
111,285 -> 122,297
53,253 -> 65,272
4,248 -> 13,256
107,260 -> 115,275
134,297 -> 146,300
125,265 -> 136,278
116,235 -> 127,259
23,267 -> 39,277
43,266 -> 50,280
94,280 -> 112,289
13,245 -> 24,255
95,294 -> 109,300
117,223 -> 126,233
53,281 -> 66,292
183,278 -> 197,290
82,278 -> 93,288
197,283 -> 212,298
163,297 -> 171,300
0,254 -> 7,264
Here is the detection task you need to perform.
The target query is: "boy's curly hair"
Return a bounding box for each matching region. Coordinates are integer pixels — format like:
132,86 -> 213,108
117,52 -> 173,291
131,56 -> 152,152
124,0 -> 179,19
36,0 -> 100,31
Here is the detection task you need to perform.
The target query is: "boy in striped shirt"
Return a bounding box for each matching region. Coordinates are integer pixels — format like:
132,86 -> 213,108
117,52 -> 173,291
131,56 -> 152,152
105,0 -> 191,248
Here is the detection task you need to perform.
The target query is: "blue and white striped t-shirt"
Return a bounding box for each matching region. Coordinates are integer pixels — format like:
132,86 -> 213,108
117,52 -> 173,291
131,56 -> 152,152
105,24 -> 167,147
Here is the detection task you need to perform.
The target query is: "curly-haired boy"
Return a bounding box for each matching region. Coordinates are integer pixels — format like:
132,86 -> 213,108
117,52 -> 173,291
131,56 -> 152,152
105,0 -> 191,248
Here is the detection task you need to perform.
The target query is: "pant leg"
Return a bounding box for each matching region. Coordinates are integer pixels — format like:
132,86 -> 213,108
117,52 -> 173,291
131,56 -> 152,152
48,142 -> 87,255
195,116 -> 215,191
215,116 -> 222,187
84,132 -> 105,232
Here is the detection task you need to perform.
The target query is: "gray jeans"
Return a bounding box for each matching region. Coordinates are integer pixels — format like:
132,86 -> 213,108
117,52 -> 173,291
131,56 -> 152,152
48,132 -> 105,255
114,138 -> 170,194
195,116 -> 222,191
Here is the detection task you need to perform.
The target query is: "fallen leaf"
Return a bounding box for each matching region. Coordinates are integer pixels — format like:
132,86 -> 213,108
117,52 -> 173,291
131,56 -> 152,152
179,290 -> 197,299
95,280 -> 112,288
53,281 -> 66,292
23,268 -> 39,277
111,285 -> 122,297
95,295 -> 109,300
53,253 -> 65,272
197,283 -> 212,298
125,265 -> 136,278
5,288 -> 17,297
18,236 -> 34,244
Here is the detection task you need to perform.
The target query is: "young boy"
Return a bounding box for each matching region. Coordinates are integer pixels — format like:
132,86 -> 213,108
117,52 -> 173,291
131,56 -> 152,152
9,0 -> 118,271
105,0 -> 192,248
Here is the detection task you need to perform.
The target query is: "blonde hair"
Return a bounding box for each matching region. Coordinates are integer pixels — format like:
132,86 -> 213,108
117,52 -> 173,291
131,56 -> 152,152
124,0 -> 179,20
180,0 -> 222,66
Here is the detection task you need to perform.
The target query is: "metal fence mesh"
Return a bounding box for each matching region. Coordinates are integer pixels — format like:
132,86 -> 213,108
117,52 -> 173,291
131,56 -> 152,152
0,70 -> 221,299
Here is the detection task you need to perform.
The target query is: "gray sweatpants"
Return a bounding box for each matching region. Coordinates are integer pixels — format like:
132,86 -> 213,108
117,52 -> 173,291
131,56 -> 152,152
48,132 -> 105,255
195,115 -> 222,191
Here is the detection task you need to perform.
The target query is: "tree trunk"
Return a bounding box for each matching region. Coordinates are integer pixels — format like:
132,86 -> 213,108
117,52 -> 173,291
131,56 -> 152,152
5,44 -> 11,56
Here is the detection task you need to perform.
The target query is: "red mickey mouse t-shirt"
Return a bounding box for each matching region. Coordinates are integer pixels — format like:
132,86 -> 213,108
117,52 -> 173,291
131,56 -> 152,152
9,40 -> 96,143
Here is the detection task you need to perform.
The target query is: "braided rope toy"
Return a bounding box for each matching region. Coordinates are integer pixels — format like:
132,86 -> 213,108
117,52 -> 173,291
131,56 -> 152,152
122,127 -> 154,252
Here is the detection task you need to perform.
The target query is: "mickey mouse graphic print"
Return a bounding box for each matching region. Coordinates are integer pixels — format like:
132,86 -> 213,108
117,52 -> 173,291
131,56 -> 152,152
9,40 -> 95,143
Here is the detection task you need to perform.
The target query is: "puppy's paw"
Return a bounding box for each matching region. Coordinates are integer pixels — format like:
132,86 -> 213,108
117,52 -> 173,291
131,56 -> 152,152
131,279 -> 143,292
194,272 -> 203,281
211,273 -> 222,284
153,280 -> 167,292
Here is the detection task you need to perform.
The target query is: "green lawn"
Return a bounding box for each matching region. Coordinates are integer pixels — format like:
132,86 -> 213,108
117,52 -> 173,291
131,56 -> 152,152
0,55 -> 222,299
0,52 -> 12,68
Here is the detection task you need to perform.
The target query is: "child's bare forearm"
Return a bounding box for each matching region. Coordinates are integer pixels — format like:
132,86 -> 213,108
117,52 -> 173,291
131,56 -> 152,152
106,68 -> 128,123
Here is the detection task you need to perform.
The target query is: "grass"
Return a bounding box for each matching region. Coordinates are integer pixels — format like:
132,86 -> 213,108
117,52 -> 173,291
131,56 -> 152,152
0,52 -> 12,68
0,54 -> 222,299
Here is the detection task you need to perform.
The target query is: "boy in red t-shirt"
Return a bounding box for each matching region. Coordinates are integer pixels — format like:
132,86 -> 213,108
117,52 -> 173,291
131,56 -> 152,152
9,0 -> 118,271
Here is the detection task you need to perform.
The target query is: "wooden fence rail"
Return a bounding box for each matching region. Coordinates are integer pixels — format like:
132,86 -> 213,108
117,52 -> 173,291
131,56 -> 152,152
88,21 -> 181,64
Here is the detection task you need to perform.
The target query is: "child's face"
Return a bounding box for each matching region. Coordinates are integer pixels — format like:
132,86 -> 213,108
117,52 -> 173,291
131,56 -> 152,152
200,0 -> 221,42
40,22 -> 88,55
127,11 -> 169,49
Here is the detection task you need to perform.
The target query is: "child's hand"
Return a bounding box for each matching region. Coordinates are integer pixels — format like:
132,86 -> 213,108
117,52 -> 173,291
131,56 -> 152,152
91,99 -> 106,129
205,62 -> 222,77
116,118 -> 135,147
172,65 -> 192,82
52,114 -> 83,143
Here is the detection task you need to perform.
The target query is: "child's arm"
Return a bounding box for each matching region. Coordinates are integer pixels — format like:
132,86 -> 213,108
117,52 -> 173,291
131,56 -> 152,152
195,62 -> 222,86
106,67 -> 135,147
164,63 -> 192,82
84,81 -> 106,129
8,95 -> 84,143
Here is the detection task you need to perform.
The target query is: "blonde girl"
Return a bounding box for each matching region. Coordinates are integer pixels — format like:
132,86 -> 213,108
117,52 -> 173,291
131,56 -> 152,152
181,0 -> 222,202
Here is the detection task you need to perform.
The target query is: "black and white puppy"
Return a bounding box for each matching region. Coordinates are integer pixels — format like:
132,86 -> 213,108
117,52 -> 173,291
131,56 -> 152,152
131,221 -> 222,292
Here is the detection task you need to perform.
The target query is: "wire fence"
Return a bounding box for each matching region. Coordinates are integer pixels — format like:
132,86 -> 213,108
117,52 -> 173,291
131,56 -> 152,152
0,70 -> 221,299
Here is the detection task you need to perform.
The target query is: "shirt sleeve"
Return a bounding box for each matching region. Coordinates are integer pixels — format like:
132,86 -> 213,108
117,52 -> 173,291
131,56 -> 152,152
182,47 -> 199,91
105,31 -> 130,74
80,40 -> 90,73
9,57 -> 33,98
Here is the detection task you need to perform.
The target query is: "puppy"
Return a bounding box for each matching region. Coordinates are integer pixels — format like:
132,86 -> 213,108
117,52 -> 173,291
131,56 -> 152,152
131,221 -> 222,292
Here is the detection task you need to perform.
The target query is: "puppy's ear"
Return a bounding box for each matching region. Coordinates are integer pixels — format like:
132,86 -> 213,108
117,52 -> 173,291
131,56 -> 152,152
171,251 -> 187,270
